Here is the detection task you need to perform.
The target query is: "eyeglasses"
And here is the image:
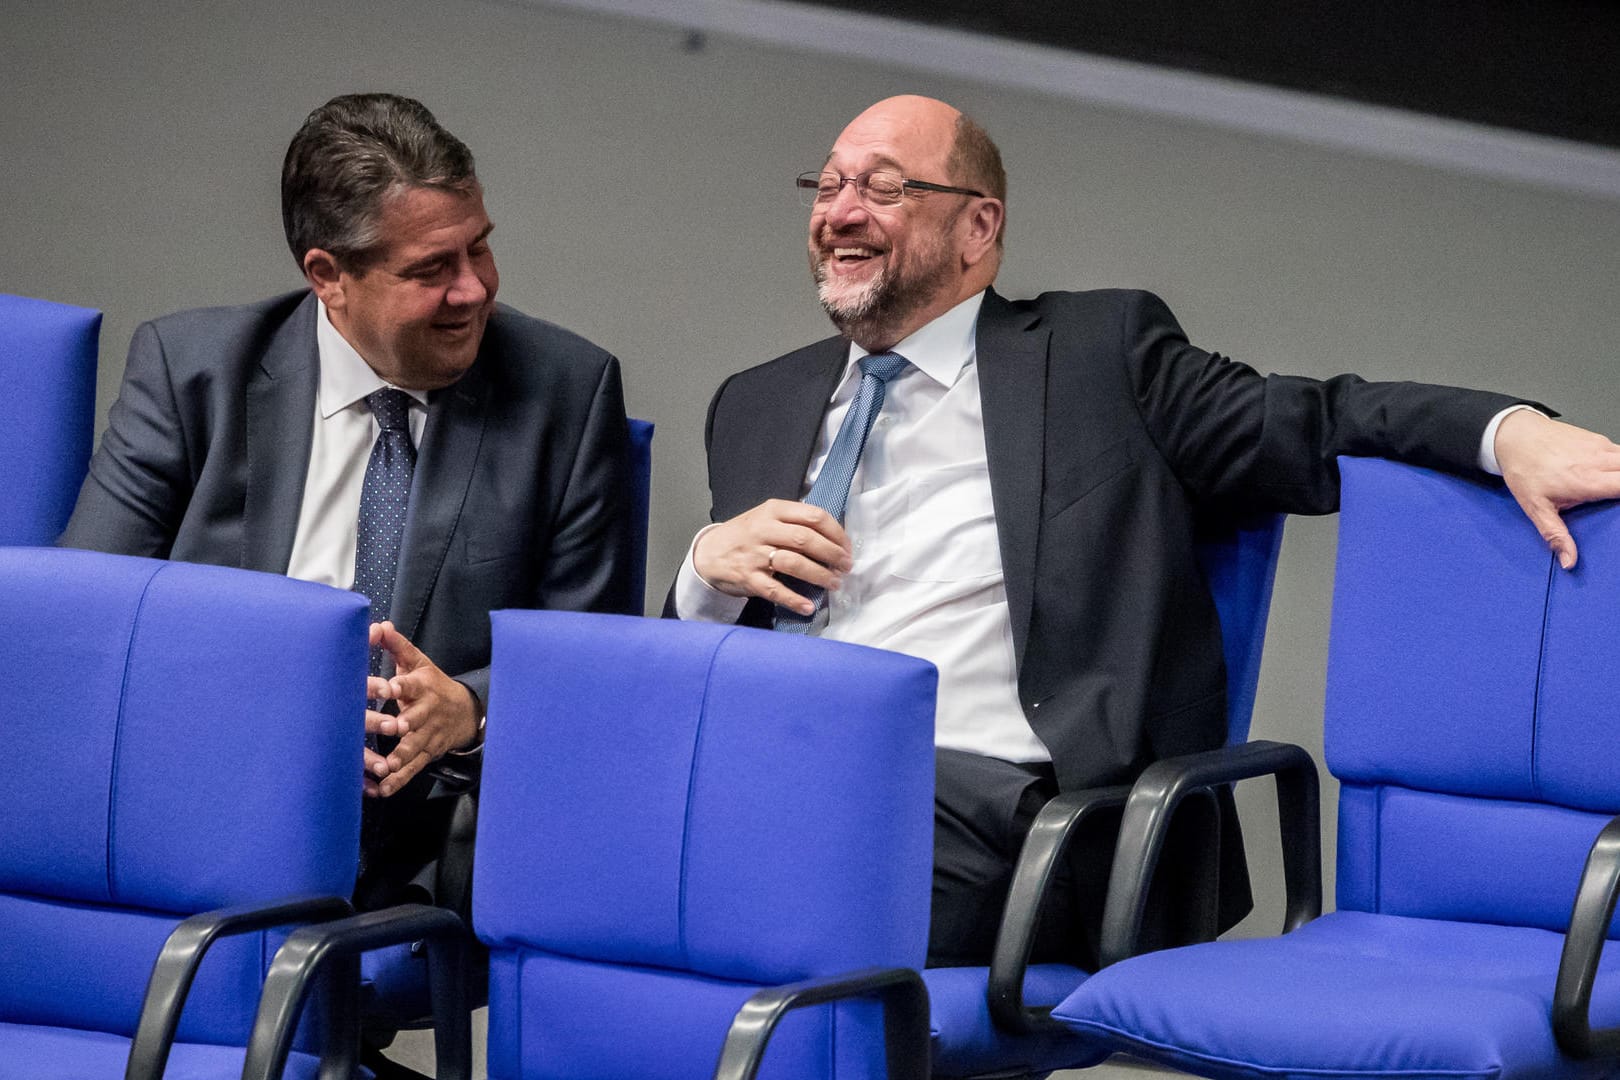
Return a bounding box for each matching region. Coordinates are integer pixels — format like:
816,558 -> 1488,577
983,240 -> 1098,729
795,170 -> 985,208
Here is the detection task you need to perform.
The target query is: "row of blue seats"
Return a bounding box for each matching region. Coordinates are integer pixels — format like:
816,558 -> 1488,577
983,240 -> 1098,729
6,292 -> 1620,1080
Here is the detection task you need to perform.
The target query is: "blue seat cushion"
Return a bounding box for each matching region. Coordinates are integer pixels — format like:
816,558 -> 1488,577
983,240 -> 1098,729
0,1021 -> 350,1080
1051,911 -> 1620,1080
924,963 -> 1106,1078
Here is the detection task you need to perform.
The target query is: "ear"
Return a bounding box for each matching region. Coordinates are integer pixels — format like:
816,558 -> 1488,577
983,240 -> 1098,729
959,197 -> 1005,268
302,248 -> 347,310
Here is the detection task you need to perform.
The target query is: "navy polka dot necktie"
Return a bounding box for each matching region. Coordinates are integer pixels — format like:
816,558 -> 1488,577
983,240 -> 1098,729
775,351 -> 910,634
354,388 -> 416,675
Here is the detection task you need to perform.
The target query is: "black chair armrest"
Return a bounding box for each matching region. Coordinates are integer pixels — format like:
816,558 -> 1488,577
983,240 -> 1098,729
713,966 -> 929,1080
124,893 -> 352,1080
239,904 -> 471,1080
987,785 -> 1133,1034
1099,739 -> 1322,968
1554,814 -> 1620,1059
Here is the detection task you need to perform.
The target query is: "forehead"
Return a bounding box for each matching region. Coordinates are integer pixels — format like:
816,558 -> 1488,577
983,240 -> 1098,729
826,104 -> 955,177
371,185 -> 490,258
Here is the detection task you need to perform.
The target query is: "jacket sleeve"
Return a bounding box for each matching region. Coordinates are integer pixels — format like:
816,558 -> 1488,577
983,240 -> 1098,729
1121,290 -> 1540,516
58,320 -> 193,556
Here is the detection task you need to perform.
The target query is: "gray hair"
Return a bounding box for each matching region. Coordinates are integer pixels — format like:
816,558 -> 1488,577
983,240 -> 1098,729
281,93 -> 477,271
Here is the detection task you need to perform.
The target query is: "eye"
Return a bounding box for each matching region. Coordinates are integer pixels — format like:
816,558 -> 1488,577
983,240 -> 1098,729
863,173 -> 905,204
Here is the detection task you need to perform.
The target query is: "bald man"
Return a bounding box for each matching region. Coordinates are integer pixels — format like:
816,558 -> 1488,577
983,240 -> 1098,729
672,95 -> 1620,968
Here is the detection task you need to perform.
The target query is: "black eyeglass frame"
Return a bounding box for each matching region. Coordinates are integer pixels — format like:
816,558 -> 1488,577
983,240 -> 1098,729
795,170 -> 986,206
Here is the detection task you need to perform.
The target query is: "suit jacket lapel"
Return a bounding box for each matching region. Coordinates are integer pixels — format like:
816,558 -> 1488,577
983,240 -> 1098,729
751,337 -> 846,506
976,288 -> 1049,671
243,294 -> 319,574
391,359 -> 489,640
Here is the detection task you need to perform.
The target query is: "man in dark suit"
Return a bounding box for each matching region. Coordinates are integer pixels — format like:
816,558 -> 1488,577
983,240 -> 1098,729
672,94 -> 1620,968
61,93 -> 633,914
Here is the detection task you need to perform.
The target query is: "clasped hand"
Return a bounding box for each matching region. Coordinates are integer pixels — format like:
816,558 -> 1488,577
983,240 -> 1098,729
363,620 -> 480,798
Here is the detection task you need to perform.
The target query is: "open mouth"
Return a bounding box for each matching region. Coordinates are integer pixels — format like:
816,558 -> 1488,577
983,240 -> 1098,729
826,245 -> 884,273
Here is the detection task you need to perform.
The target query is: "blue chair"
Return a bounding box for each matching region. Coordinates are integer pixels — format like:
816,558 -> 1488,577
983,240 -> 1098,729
1051,457 -> 1620,1080
476,612 -> 938,1079
0,547 -> 368,1080
921,512 -> 1290,1079
0,293 -> 100,545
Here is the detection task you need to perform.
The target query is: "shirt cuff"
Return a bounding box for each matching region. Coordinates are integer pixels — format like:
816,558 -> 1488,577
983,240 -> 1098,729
674,524 -> 750,623
1479,404 -> 1542,476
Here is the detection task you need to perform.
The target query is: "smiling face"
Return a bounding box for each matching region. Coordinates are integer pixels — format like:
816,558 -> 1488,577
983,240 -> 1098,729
808,96 -> 1002,351
306,183 -> 499,390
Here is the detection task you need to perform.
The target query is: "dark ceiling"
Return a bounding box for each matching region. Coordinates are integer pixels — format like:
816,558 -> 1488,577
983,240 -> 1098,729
804,0 -> 1620,149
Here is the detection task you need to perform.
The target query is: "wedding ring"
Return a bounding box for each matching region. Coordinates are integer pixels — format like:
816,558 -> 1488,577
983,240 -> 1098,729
766,547 -> 778,571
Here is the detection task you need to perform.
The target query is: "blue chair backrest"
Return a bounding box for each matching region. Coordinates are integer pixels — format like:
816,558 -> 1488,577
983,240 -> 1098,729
628,417 -> 654,613
0,294 -> 100,545
1328,458 -> 1620,934
475,612 -> 938,1080
1195,513 -> 1286,745
0,547 -> 367,1044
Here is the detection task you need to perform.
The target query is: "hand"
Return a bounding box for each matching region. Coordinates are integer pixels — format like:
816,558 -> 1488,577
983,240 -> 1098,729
693,499 -> 853,616
1495,410 -> 1620,569
363,621 -> 481,798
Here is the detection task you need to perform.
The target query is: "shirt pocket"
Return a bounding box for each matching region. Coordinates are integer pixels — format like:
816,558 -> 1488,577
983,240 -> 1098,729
892,461 -> 1003,582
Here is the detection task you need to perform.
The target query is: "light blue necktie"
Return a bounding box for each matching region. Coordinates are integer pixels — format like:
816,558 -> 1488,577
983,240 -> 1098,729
776,351 -> 909,634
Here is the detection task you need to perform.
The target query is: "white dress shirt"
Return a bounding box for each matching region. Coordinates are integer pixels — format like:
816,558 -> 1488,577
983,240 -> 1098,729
285,302 -> 428,590
678,289 -> 1528,764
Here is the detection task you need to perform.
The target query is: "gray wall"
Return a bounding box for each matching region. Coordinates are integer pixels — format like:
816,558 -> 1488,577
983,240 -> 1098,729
7,0 -> 1620,931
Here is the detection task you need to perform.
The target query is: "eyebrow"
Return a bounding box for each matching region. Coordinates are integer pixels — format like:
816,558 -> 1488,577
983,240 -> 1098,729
397,223 -> 495,276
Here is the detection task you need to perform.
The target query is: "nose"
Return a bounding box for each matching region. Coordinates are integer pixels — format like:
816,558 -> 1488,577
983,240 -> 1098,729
446,256 -> 489,308
819,180 -> 869,231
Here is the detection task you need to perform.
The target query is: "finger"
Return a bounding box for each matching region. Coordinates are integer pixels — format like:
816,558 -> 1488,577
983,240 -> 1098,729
388,667 -> 436,703
770,522 -> 855,572
365,746 -> 391,779
368,621 -> 390,648
363,777 -> 380,798
767,548 -> 844,591
757,573 -> 816,616
367,675 -> 394,701
364,708 -> 403,737
767,502 -> 853,551
378,749 -> 430,797
376,623 -> 428,671
1526,500 -> 1578,570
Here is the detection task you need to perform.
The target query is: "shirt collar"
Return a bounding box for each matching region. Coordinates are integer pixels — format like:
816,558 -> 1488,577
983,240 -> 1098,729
315,299 -> 429,419
842,289 -> 985,391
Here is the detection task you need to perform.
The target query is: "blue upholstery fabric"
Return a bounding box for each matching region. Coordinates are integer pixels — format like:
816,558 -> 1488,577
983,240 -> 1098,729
0,1023 -> 330,1080
1051,458 -> 1620,1080
475,612 -> 937,1079
923,513 -> 1284,1077
0,293 -> 99,545
924,964 -> 1099,1078
0,547 -> 367,1074
1053,912 -> 1620,1080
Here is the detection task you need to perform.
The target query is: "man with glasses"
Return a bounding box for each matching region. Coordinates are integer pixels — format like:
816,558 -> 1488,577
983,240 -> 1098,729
671,94 -> 1620,968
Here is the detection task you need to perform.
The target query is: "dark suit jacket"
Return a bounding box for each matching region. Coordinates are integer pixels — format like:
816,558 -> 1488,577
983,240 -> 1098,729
62,289 -> 633,898
693,287 -> 1525,947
